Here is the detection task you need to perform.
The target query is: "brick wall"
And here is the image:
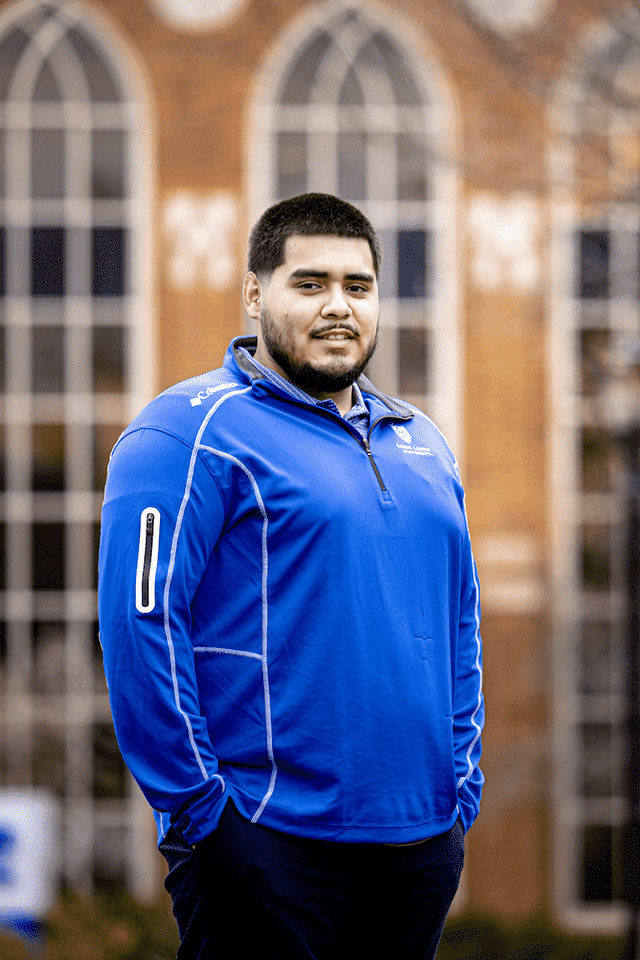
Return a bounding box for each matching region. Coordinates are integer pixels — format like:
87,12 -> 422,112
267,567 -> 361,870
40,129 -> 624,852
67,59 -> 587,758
2,0 -> 627,920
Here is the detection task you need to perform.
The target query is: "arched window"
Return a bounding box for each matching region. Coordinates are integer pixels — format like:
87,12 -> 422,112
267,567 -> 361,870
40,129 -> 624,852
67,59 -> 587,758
0,0 -> 153,895
549,2 -> 640,932
247,0 -> 461,455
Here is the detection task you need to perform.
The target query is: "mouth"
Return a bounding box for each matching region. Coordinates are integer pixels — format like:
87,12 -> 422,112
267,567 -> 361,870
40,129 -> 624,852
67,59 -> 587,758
312,327 -> 357,341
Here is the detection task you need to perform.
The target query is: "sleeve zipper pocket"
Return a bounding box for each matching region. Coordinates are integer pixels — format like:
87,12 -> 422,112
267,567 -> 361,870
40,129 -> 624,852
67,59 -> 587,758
135,507 -> 161,613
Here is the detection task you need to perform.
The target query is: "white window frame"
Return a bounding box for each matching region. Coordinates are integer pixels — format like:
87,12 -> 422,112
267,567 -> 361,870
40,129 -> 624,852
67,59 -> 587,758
0,0 -> 156,899
548,4 -> 640,933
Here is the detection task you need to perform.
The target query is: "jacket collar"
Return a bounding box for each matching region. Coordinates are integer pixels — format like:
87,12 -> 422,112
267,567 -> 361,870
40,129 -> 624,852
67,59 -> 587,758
228,336 -> 414,421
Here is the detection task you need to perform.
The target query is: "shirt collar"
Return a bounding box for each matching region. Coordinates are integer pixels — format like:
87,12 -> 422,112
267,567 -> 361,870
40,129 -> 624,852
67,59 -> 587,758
238,345 -> 367,418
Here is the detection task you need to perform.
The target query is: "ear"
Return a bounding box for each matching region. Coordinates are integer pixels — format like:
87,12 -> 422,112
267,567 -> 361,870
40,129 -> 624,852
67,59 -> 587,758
243,272 -> 262,321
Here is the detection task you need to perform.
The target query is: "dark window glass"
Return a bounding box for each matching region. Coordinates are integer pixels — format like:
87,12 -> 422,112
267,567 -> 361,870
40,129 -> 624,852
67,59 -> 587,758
623,820 -> 640,903
280,30 -> 332,104
93,621 -> 107,694
93,327 -> 124,392
0,29 -> 30,101
580,723 -> 613,798
33,727 -> 65,797
398,134 -> 427,201
32,130 -> 64,198
66,28 -> 120,103
92,131 -> 124,199
0,131 -> 5,198
0,622 -> 6,664
580,230 -> 610,299
33,59 -> 61,102
398,328 -> 427,395
31,227 -> 65,297
338,132 -> 366,201
92,227 -> 125,297
93,423 -> 122,490
93,621 -> 102,657
582,523 -> 611,589
32,523 -> 65,590
582,428 -> 611,493
32,327 -> 64,393
371,32 -> 422,105
398,230 -> 428,299
0,524 -> 5,591
93,831 -> 126,890
580,329 -> 609,397
580,825 -> 621,902
32,621 -> 65,695
277,133 -> 307,200
0,227 -> 5,295
93,723 -> 126,798
581,621 -> 614,694
32,424 -> 65,491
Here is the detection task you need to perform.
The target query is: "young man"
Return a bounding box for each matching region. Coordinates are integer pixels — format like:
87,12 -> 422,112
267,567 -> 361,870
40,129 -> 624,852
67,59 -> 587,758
98,193 -> 484,959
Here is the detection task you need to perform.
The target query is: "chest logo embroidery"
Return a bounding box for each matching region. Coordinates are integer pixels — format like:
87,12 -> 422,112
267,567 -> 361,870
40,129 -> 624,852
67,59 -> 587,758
391,424 -> 435,458
190,382 -> 236,406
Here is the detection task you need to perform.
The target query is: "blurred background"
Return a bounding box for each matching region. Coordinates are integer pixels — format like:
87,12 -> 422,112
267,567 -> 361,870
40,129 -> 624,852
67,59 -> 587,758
0,0 -> 639,954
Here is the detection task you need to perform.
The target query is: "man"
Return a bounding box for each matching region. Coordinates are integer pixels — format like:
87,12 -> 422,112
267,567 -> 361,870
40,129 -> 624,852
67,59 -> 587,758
98,193 -> 483,959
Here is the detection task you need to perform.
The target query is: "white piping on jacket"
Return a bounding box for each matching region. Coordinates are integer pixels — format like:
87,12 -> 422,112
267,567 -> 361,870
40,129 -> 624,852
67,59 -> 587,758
193,647 -> 263,661
199,443 -> 277,823
163,387 -> 251,784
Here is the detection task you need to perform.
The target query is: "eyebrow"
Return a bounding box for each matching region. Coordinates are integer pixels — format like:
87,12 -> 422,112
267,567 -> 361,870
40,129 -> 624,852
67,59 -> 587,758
289,268 -> 375,284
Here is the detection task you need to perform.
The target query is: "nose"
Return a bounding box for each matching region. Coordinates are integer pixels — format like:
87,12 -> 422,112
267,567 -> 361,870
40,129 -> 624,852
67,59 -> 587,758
321,284 -> 352,319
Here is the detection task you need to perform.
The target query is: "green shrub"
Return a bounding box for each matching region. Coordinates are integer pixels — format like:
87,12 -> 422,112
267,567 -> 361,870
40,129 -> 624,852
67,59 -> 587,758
440,915 -> 625,960
0,889 -> 179,960
0,901 -> 628,960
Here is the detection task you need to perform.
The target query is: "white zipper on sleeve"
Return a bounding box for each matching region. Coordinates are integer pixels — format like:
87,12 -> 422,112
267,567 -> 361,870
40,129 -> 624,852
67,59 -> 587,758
135,507 -> 161,613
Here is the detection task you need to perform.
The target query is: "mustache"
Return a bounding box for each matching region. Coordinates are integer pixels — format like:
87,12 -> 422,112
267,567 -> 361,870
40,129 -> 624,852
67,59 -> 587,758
311,323 -> 359,338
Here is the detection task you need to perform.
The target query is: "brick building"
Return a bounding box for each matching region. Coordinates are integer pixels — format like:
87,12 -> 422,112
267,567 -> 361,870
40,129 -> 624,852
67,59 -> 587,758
0,0 -> 635,933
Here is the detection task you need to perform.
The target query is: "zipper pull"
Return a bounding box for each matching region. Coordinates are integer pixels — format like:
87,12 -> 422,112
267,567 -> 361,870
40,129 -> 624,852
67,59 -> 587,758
362,437 -> 387,492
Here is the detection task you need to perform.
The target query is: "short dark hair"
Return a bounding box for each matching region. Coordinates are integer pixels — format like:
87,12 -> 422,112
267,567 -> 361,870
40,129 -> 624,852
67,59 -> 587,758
248,193 -> 382,278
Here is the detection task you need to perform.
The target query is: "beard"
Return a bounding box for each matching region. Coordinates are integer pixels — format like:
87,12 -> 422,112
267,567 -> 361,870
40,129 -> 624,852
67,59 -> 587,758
259,306 -> 378,394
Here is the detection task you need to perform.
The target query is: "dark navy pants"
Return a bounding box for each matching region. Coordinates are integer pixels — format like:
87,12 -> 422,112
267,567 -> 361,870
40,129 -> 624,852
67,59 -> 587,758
160,801 -> 464,960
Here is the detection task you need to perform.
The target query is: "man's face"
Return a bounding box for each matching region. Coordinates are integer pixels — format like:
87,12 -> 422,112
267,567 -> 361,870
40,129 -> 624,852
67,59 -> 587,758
245,235 -> 379,396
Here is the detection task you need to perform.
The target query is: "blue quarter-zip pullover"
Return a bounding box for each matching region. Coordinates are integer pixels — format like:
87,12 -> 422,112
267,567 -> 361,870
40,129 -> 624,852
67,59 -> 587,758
98,337 -> 484,848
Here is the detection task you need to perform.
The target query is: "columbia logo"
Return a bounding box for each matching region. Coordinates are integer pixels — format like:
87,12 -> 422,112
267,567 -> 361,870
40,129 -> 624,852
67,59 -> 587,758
391,424 -> 412,444
190,382 -> 236,406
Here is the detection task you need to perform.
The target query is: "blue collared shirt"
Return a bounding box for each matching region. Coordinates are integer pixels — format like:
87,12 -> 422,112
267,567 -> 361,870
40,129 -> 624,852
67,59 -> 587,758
239,346 -> 370,441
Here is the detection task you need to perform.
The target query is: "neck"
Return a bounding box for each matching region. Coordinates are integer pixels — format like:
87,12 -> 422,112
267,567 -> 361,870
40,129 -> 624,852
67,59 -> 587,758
304,384 -> 354,416
252,342 -> 354,415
